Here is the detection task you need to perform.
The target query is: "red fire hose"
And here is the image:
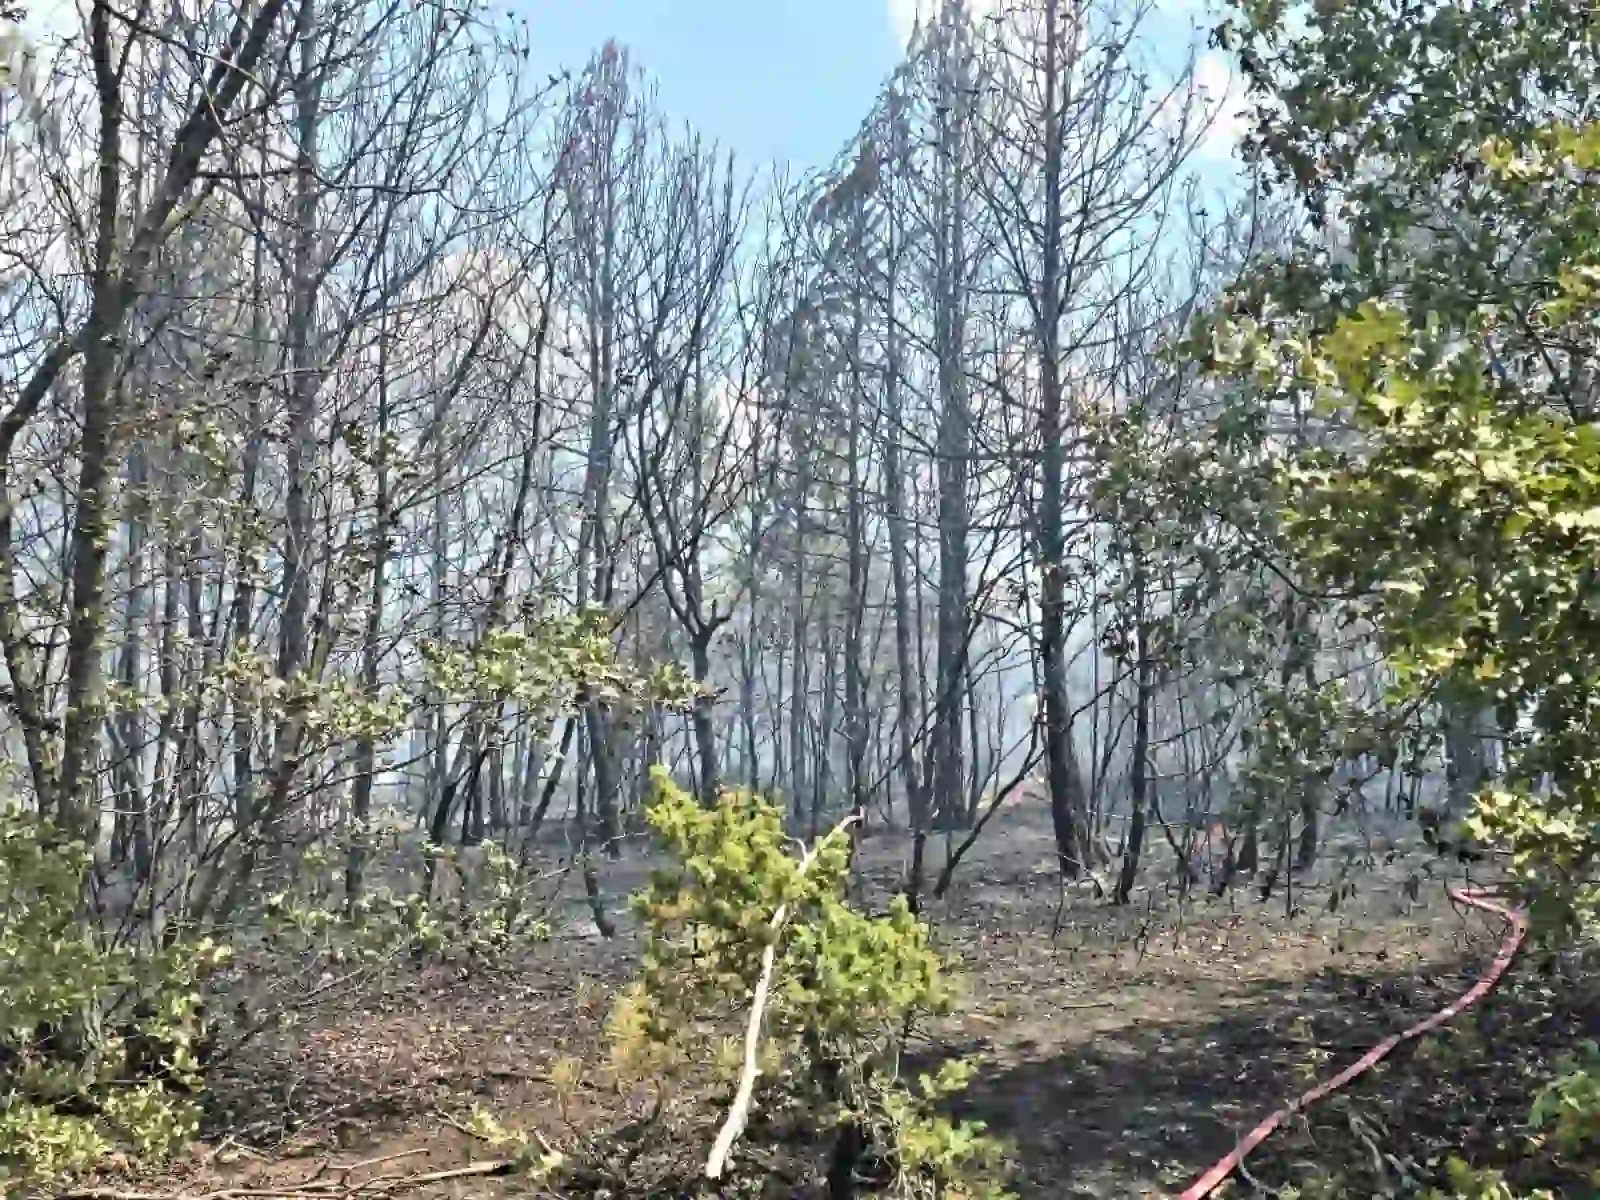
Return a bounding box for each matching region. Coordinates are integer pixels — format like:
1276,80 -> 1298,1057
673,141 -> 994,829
1177,886 -> 1529,1200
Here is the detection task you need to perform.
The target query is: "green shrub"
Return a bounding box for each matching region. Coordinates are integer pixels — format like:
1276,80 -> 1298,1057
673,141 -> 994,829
0,806 -> 224,1192
1421,1157 -> 1555,1200
1529,1042 -> 1600,1158
608,768 -> 1013,1198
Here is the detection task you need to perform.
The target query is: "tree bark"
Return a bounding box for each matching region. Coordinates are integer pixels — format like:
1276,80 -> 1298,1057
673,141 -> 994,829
788,416 -> 812,824
1037,0 -> 1088,880
843,203 -> 871,827
882,89 -> 925,846
691,632 -> 720,805
1115,548 -> 1149,905
929,11 -> 972,835
346,304 -> 393,912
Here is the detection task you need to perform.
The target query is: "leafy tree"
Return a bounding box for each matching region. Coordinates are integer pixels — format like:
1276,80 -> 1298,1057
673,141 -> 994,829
1211,0 -> 1600,932
1196,3 -> 1600,1192
1197,116 -> 1600,1200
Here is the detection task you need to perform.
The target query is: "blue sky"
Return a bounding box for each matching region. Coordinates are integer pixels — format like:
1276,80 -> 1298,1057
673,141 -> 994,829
516,0 -> 907,172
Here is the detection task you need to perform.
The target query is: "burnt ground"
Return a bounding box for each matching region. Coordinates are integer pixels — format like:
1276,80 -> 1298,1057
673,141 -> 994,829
93,806 -> 1600,1199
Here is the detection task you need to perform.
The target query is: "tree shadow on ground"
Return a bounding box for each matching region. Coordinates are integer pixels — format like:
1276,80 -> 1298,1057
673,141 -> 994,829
941,956 -> 1600,1199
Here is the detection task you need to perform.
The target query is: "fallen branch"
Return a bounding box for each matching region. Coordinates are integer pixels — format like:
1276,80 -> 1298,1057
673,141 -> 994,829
59,1160 -> 515,1200
365,1161 -> 513,1191
703,814 -> 861,1182
332,1149 -> 426,1178
435,1105 -> 564,1170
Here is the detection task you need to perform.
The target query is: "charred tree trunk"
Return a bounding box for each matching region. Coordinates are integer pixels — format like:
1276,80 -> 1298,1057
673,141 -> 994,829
1038,0 -> 1088,880
1115,548 -> 1149,905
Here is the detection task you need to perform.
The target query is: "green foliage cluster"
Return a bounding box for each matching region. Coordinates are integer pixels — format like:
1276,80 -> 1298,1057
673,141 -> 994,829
1207,289 -> 1600,933
259,829 -> 548,974
0,807 -> 225,1192
1219,0 -> 1600,347
1193,116 -> 1600,1200
1529,1042 -> 1600,1158
422,611 -> 699,711
1085,401 -> 1389,879
233,802 -> 570,1056
1196,0 -> 1600,1188
1420,1158 -> 1556,1200
609,768 -> 1012,1198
